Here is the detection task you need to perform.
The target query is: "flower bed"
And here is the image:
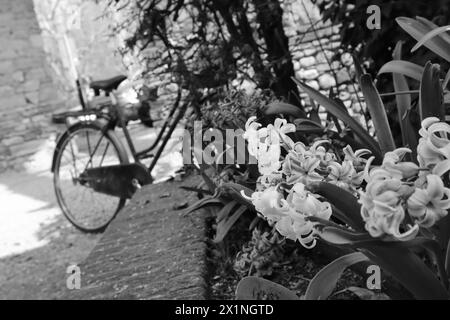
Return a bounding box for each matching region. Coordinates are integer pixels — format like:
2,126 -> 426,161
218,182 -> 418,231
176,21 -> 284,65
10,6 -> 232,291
183,17 -> 450,300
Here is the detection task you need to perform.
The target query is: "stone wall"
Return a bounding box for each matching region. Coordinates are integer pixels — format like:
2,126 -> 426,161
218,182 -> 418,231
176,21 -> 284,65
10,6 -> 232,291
0,0 -> 63,172
33,0 -> 126,104
283,0 -> 363,122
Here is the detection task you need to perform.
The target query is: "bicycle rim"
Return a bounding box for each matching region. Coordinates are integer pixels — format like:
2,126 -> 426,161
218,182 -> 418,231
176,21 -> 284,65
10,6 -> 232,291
54,123 -> 127,232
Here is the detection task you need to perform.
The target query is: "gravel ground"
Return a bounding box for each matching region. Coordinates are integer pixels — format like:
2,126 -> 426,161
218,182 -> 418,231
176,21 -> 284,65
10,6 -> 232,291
0,124 -> 183,299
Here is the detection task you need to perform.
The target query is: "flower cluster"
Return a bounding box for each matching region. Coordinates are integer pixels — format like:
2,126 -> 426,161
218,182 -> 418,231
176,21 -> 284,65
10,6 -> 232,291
242,117 -> 363,248
243,116 -> 450,245
242,182 -> 331,248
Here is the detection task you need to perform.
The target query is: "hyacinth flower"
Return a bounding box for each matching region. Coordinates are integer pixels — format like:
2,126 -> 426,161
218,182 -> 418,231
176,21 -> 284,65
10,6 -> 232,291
293,140 -> 336,165
417,117 -> 450,167
242,116 -> 262,158
382,148 -> 420,180
260,118 -> 296,149
241,186 -> 288,224
343,145 -> 371,168
256,172 -> 283,191
275,215 -> 317,249
285,183 -> 332,220
257,142 -> 281,175
362,148 -> 419,183
327,160 -> 363,191
282,140 -> 337,185
407,174 -> 450,228
273,183 -> 332,248
282,151 -> 322,185
242,181 -> 332,249
360,167 -> 418,241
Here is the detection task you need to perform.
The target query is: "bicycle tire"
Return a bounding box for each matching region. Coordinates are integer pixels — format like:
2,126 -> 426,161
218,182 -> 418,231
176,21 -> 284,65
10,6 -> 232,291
53,121 -> 129,233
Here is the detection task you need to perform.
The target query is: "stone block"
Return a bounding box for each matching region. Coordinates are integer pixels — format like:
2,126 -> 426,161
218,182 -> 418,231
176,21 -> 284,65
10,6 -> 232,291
0,60 -> 13,74
305,80 -> 320,91
303,48 -> 317,56
0,143 -> 10,156
296,69 -> 319,80
29,34 -> 43,48
339,91 -> 351,101
316,50 -> 334,64
316,63 -> 331,73
0,85 -> 14,96
25,91 -> 39,105
0,48 -> 16,60
337,68 -> 352,84
9,138 -> 46,158
299,56 -> 316,67
39,85 -> 58,104
18,79 -> 40,93
318,74 -> 336,89
0,95 -> 27,108
2,136 -> 24,147
12,71 -> 25,83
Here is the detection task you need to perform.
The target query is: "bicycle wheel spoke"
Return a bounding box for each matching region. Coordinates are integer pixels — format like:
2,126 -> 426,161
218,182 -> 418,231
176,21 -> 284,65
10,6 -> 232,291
86,131 -> 92,167
98,141 -> 111,167
68,139 -> 79,177
83,134 -> 105,171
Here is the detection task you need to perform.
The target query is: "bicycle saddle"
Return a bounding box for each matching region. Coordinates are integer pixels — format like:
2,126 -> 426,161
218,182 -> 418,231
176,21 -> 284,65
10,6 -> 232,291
90,75 -> 127,93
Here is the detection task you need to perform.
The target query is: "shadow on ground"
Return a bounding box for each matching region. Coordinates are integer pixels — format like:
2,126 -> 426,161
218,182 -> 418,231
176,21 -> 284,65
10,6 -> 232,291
0,168 -> 101,299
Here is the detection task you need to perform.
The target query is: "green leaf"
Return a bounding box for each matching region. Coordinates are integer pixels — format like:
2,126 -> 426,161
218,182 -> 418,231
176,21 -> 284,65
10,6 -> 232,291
180,186 -> 214,195
415,16 -> 450,43
182,196 -> 223,216
261,101 -> 305,118
392,42 -> 418,157
216,200 -> 238,222
317,226 -> 374,246
219,182 -> 255,208
214,204 -> 247,243
411,25 -> 450,53
445,238 -> 450,275
304,252 -> 369,300
294,118 -> 324,130
360,74 -> 396,154
442,69 -> 450,90
361,245 -> 449,299
236,276 -> 299,300
378,60 -> 424,81
397,17 -> 450,63
308,99 -> 322,124
335,287 -> 390,300
420,61 -> 445,120
352,54 -> 365,83
292,77 -> 382,160
307,181 -> 365,231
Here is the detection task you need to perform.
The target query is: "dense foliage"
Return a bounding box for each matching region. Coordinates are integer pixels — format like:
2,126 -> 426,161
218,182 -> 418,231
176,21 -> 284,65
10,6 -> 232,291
314,0 -> 450,73
107,0 -> 304,110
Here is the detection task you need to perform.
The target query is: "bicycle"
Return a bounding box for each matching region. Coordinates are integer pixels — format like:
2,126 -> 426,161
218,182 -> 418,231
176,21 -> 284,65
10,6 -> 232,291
51,75 -> 187,233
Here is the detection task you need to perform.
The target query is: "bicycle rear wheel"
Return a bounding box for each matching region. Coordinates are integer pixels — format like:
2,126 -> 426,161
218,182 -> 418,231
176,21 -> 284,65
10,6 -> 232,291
53,121 -> 129,232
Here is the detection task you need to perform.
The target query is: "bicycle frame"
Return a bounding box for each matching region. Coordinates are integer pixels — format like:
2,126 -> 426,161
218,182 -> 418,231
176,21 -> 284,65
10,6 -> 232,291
113,86 -> 184,175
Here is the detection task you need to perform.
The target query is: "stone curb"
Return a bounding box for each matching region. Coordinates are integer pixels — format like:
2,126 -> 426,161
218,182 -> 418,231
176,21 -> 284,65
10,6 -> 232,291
66,174 -> 209,300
